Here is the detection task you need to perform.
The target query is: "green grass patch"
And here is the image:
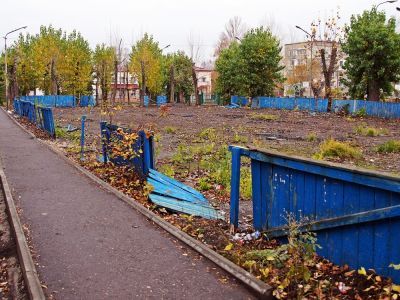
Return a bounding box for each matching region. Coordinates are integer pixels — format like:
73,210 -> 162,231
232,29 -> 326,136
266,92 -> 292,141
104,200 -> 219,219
55,126 -> 80,142
313,138 -> 362,160
250,113 -> 279,121
354,124 -> 388,137
164,126 -> 177,134
233,132 -> 248,144
306,132 -> 317,142
377,140 -> 400,153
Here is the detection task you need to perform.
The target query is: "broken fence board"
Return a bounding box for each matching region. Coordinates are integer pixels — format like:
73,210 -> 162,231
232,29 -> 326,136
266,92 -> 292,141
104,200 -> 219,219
149,194 -> 223,220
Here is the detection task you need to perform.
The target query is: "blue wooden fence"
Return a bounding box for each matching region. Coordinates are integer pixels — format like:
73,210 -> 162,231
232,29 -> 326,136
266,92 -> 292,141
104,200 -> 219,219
156,96 -> 167,107
231,95 -> 249,106
229,145 -> 400,282
13,99 -> 55,136
333,99 -> 400,118
19,95 -> 76,107
253,97 -> 329,113
100,122 -> 154,177
80,95 -> 96,107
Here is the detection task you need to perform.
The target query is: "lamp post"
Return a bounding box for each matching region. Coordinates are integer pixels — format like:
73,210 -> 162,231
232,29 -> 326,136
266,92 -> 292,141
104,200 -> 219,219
376,0 -> 397,9
3,26 -> 27,111
295,25 -> 314,97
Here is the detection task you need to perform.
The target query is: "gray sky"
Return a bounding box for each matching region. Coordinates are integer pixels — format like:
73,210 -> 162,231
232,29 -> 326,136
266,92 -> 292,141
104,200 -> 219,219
2,0 -> 399,61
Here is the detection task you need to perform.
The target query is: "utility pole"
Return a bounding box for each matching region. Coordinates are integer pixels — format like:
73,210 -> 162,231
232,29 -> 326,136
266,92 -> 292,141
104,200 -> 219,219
3,26 -> 27,110
295,25 -> 314,98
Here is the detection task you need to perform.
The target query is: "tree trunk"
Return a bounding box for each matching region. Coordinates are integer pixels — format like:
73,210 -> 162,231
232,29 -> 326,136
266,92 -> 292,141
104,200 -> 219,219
126,69 -> 130,105
320,45 -> 338,111
192,64 -> 199,106
368,80 -> 380,101
169,64 -> 175,104
50,58 -> 57,95
112,60 -> 118,106
140,61 -> 146,107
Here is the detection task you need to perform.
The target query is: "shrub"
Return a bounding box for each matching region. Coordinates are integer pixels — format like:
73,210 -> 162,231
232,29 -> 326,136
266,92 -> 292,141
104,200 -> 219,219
164,126 -> 177,134
313,138 -> 362,160
377,140 -> 400,153
354,124 -> 388,137
355,107 -> 367,117
306,132 -> 317,142
198,177 -> 212,191
199,128 -> 217,141
250,113 -> 279,121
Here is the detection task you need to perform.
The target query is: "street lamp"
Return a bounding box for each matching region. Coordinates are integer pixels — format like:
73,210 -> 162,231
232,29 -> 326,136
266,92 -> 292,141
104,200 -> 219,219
376,0 -> 397,9
3,26 -> 27,111
295,25 -> 314,97
161,44 -> 170,51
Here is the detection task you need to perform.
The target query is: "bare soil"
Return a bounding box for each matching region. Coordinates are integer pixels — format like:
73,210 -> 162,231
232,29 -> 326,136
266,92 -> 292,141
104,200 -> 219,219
54,103 -> 400,174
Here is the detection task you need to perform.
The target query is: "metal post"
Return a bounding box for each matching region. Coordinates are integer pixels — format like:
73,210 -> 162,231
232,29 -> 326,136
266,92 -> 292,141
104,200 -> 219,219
100,121 -> 108,164
80,115 -> 86,161
3,26 -> 27,110
4,37 -> 8,110
229,146 -> 242,233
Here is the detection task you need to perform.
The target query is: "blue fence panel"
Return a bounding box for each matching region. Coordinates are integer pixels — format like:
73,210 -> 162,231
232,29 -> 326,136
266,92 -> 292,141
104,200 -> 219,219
80,95 -> 96,107
13,98 -> 56,137
100,122 -> 154,177
229,146 -> 400,282
15,95 -> 76,107
156,95 -> 167,107
255,97 -> 328,112
231,96 -> 248,106
40,107 -> 56,136
332,99 -> 400,118
144,96 -> 149,107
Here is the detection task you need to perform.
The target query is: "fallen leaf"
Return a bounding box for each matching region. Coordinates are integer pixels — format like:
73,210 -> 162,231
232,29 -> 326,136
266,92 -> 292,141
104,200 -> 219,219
224,243 -> 233,251
358,267 -> 367,276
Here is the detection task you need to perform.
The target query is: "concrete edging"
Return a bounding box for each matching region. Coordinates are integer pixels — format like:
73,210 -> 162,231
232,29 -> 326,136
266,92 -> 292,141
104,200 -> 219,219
1,108 -> 273,299
0,150 -> 45,299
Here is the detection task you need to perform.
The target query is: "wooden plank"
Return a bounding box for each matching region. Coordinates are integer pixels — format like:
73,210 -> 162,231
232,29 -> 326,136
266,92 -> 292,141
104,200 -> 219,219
265,204 -> 400,238
341,182 -> 360,268
233,147 -> 400,193
261,162 -> 272,231
147,178 -> 209,205
149,169 -> 207,201
328,179 -> 344,264
149,194 -> 223,220
251,160 -> 262,230
357,186 -> 375,270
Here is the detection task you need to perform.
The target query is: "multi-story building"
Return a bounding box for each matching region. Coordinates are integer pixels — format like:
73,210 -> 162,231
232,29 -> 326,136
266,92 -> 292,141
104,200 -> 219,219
284,41 -> 346,97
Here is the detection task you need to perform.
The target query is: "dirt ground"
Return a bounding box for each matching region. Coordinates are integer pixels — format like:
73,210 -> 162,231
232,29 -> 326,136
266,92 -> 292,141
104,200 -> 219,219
54,103 -> 400,174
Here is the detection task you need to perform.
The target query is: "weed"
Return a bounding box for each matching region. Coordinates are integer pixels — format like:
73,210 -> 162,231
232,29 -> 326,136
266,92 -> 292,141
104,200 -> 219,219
198,177 -> 212,191
164,126 -> 177,134
355,107 -> 367,117
377,140 -> 400,153
159,165 -> 175,177
199,128 -> 217,141
313,138 -> 362,160
233,132 -> 248,144
55,126 -> 80,143
306,132 -> 317,142
355,124 -> 388,137
250,113 -> 279,121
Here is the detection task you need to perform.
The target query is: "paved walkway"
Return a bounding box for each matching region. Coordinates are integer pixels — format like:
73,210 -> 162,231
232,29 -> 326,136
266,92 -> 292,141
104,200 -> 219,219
0,110 -> 253,300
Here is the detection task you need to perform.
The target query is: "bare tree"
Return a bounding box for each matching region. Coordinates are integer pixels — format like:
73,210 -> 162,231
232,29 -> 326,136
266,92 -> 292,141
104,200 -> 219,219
188,33 -> 202,106
214,16 -> 247,57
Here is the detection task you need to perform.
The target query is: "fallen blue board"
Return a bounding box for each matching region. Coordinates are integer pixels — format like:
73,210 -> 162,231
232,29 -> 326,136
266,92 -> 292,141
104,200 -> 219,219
148,169 -> 224,220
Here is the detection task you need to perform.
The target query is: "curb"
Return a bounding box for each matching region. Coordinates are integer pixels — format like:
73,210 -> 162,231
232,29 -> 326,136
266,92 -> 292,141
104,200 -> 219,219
1,108 -> 273,299
0,146 -> 45,298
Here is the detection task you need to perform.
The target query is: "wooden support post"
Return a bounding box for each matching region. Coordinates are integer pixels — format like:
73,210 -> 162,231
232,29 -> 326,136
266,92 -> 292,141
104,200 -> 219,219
80,115 -> 86,161
229,146 -> 242,233
142,131 -> 151,175
100,121 -> 108,164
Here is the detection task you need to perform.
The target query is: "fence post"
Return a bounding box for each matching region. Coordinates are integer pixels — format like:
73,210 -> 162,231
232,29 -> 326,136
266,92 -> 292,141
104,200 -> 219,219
80,115 -> 86,161
100,121 -> 108,164
142,131 -> 152,175
229,146 -> 242,233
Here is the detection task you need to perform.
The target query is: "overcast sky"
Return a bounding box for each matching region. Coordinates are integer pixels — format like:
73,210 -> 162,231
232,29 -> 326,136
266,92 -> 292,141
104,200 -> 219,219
2,0 -> 399,61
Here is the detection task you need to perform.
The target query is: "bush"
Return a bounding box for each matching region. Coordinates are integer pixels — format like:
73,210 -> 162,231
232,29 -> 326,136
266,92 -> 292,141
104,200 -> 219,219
354,124 -> 388,137
306,132 -> 317,142
313,138 -> 362,160
377,140 -> 400,153
164,126 -> 177,134
355,107 -> 367,117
